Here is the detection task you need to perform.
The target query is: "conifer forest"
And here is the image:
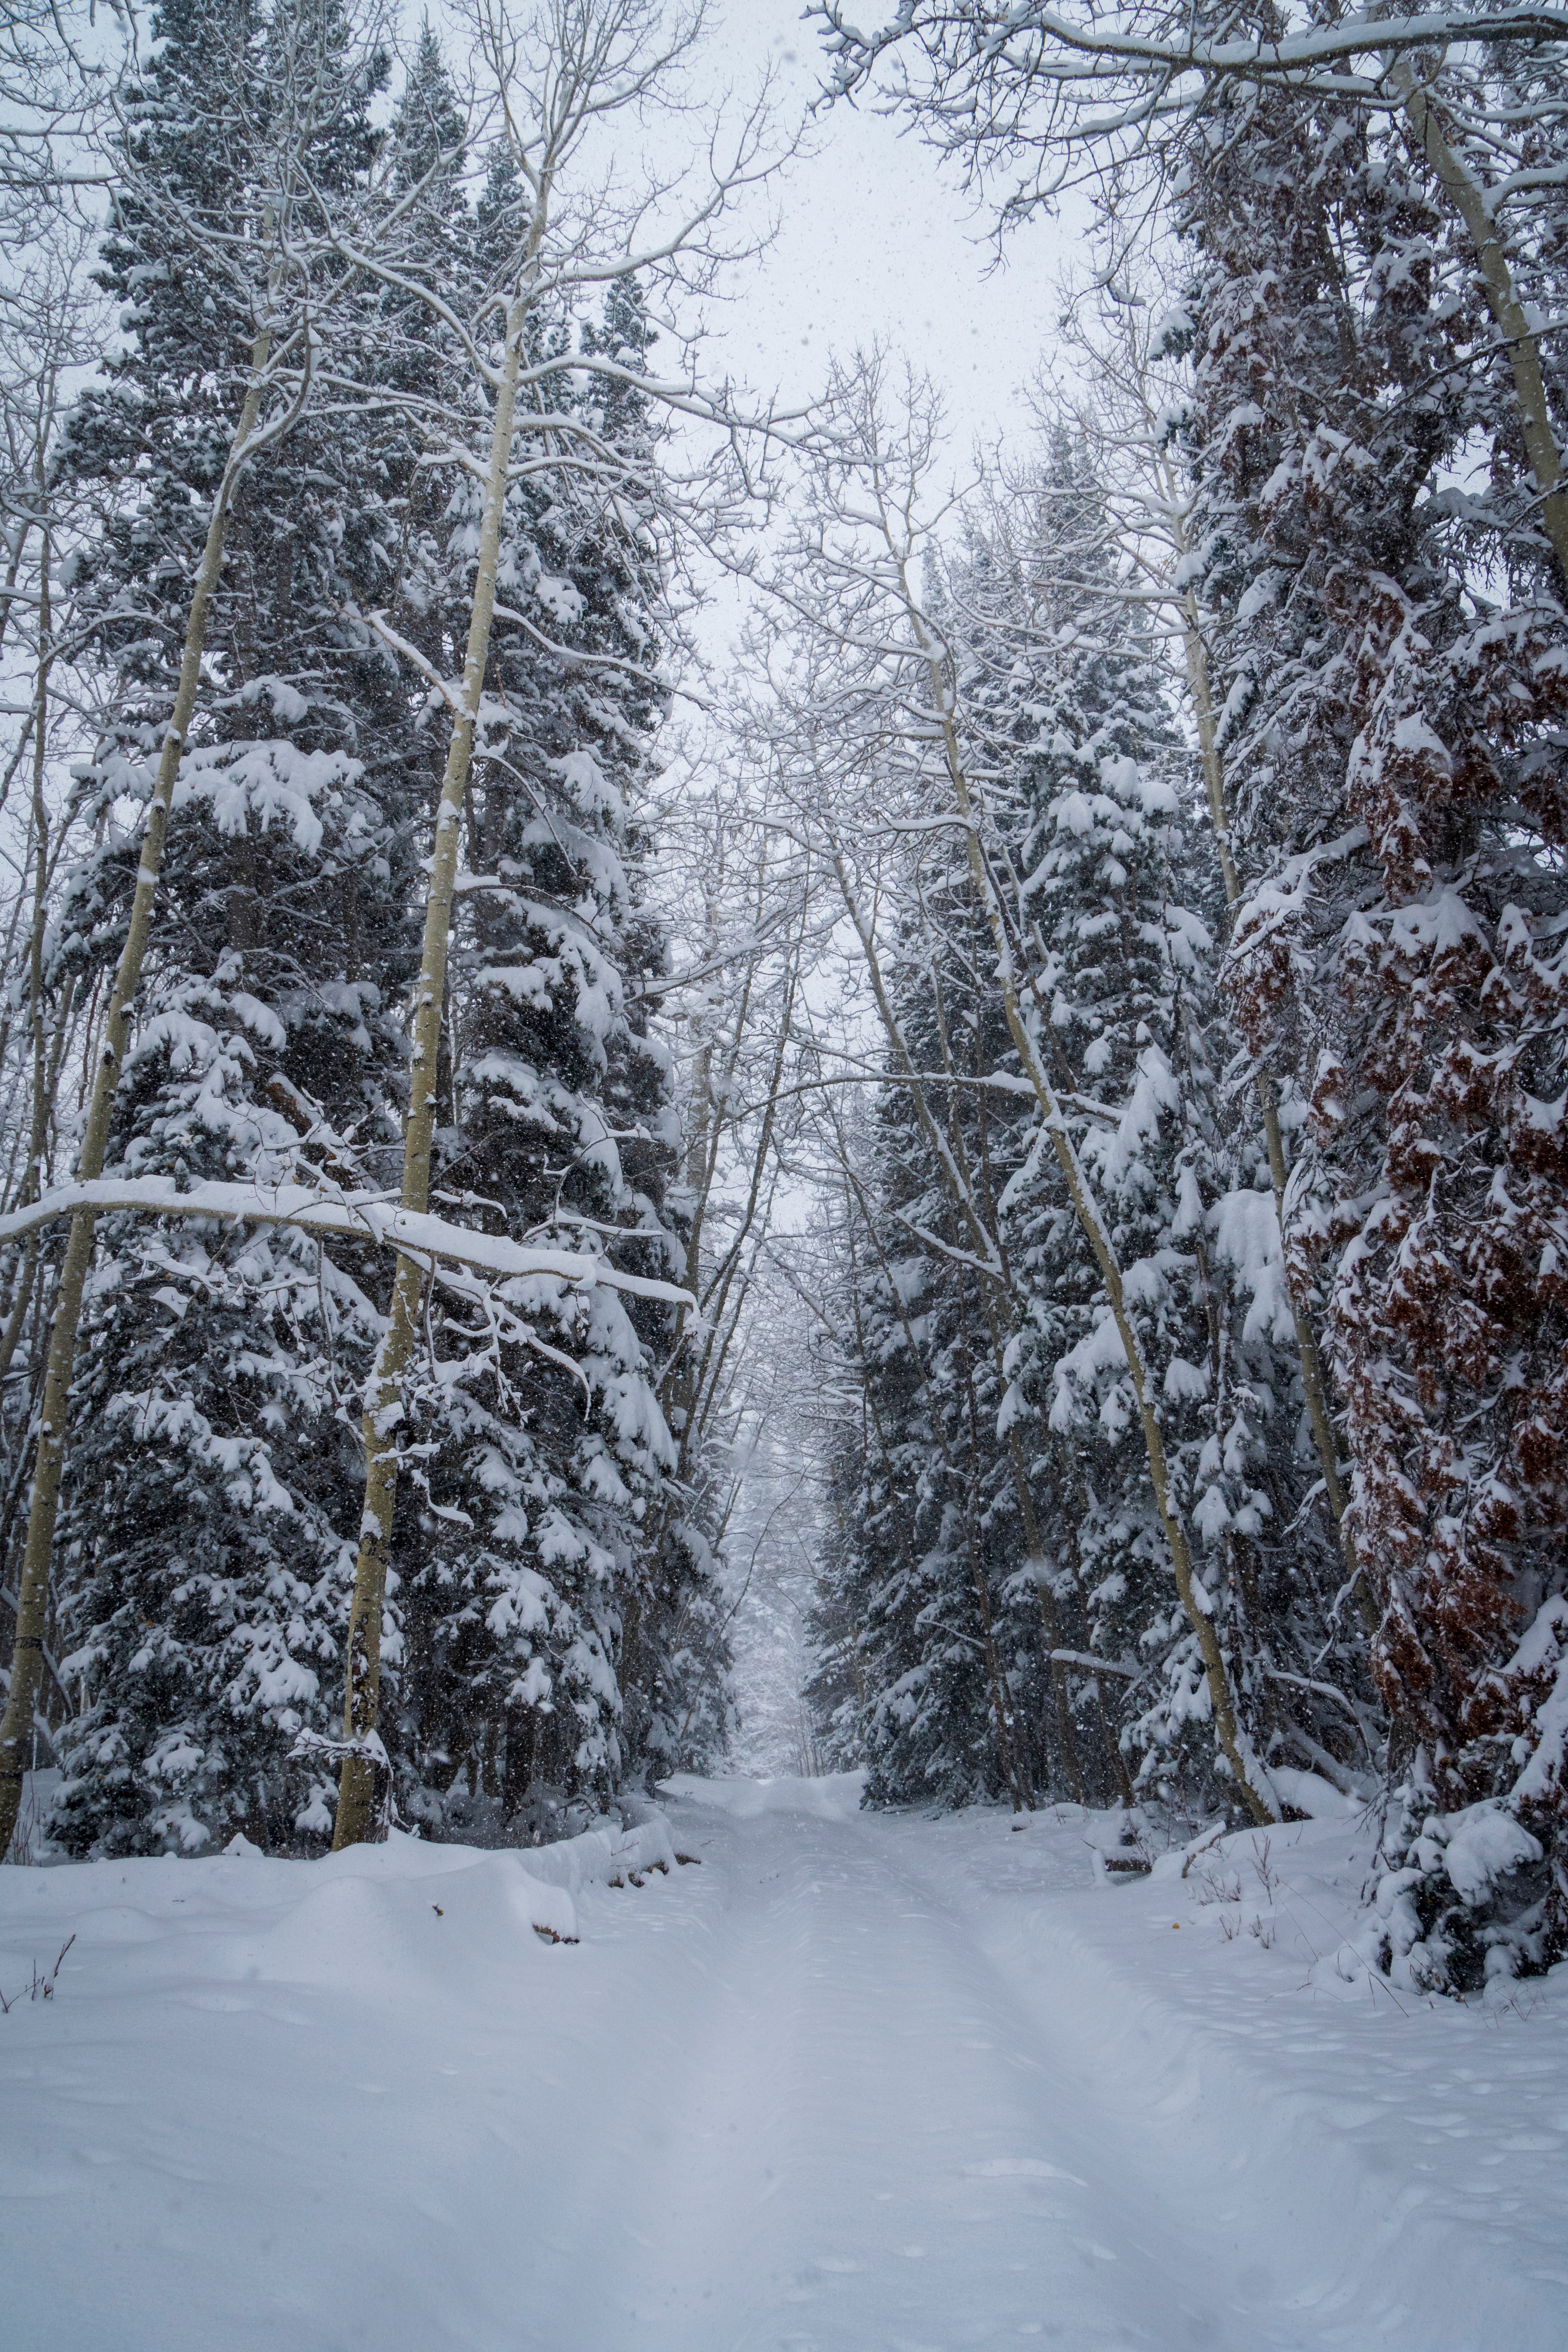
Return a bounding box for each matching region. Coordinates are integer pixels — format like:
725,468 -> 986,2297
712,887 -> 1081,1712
3,3 -> 1568,2346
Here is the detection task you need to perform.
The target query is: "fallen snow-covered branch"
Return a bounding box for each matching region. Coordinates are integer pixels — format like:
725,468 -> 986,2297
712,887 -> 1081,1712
0,1179 -> 694,1308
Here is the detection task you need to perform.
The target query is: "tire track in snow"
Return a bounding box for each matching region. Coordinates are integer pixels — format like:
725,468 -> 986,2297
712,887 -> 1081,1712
551,1793 -> 1243,2351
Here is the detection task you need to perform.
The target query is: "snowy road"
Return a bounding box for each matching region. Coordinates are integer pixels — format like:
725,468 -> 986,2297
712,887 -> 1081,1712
586,1785 -> 1264,2347
4,1775 -> 1567,2350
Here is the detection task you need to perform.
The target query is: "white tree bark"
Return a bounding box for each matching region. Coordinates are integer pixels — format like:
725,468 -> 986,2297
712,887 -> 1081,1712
0,321 -> 274,1859
332,288 -> 530,1848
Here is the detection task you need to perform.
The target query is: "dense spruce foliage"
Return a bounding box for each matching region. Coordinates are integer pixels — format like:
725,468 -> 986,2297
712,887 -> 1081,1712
1178,80 -> 1568,1983
805,456 -> 1363,1826
387,250 -> 712,1837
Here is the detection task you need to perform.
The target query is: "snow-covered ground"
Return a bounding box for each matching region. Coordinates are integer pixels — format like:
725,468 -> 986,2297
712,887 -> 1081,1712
3,1777 -> 1566,2350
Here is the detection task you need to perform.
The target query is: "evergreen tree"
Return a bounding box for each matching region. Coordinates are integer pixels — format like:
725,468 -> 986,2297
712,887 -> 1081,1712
808,873 -> 1084,1811
45,0 -> 426,1855
960,448 -> 1300,1815
805,428 -> 1365,1824
383,223 -> 700,1838
1180,81 -> 1568,1978
839,1062 -> 1031,1811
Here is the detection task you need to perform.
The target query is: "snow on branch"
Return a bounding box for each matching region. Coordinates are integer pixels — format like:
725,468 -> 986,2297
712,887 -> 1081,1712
0,1180 -> 694,1308
1049,1649 -> 1142,1681
815,5 -> 1568,98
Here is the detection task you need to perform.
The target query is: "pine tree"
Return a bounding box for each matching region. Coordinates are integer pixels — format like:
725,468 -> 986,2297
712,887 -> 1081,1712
955,445 -> 1273,1815
383,225 -> 695,1838
44,0 -> 426,1855
847,1076 -> 1029,1810
805,424 -> 1365,1825
806,867 -> 1080,1813
1180,80 -> 1568,1978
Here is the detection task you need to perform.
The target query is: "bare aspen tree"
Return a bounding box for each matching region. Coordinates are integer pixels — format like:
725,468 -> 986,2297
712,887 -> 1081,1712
330,274 -> 529,1850
0,353 -> 279,1857
815,4 -> 1568,576
631,747 -> 853,1773
0,239 -> 96,1406
0,0 -> 125,222
1388,60 -> 1568,577
655,803 -> 814,1489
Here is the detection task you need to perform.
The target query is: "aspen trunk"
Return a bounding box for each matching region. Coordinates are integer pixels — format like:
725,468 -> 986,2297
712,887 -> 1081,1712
332,299 -> 528,1851
971,871 -> 1275,1820
0,1241 -> 40,1395
0,328 -> 274,1860
656,878 -> 717,1467
0,530 -> 65,1400
903,602 -> 1276,1824
1393,64 -> 1568,580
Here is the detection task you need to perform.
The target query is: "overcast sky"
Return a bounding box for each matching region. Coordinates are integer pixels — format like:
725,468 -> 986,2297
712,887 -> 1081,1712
587,0 -> 1087,679
680,2 -> 1076,456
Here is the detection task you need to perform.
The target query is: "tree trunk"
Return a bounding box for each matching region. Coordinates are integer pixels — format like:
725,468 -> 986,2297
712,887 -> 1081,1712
1393,62 -> 1568,581
0,325 -> 274,1860
332,298 -> 528,1851
0,528 -> 67,1401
